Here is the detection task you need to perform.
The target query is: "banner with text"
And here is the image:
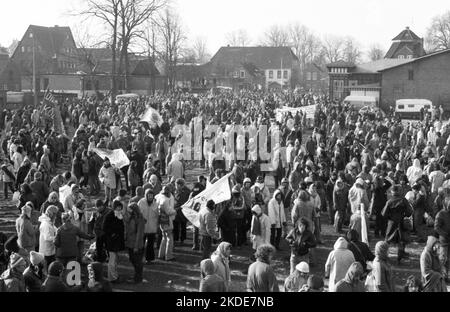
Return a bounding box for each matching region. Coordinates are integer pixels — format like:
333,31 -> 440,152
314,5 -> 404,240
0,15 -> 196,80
91,148 -> 130,169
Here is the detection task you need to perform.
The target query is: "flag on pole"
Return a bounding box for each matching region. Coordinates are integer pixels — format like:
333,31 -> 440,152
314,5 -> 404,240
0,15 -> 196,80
42,89 -> 65,134
182,173 -> 232,228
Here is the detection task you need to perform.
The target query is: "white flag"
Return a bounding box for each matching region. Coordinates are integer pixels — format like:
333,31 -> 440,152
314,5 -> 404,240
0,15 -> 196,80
361,204 -> 369,245
182,173 -> 232,228
92,148 -> 130,169
141,107 -> 163,128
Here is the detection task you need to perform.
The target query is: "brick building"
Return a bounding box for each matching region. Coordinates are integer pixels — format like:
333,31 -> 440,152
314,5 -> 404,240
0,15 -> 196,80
379,49 -> 450,110
205,46 -> 299,90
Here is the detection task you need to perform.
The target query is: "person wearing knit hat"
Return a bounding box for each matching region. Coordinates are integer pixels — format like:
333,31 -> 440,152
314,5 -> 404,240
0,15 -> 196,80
0,253 -> 27,292
23,251 -> 45,292
284,261 -> 310,292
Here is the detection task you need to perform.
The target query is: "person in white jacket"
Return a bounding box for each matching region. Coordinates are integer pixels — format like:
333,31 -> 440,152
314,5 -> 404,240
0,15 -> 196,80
268,190 -> 286,250
138,189 -> 159,264
98,158 -> 117,203
251,176 -> 271,214
38,205 -> 58,271
250,205 -> 271,259
325,237 -> 356,292
155,186 -> 176,261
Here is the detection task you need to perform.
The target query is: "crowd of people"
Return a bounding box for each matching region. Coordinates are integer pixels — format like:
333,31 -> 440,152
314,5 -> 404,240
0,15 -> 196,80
0,87 -> 449,293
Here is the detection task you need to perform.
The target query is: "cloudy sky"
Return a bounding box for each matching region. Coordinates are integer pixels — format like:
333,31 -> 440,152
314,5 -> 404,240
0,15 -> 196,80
1,0 -> 448,57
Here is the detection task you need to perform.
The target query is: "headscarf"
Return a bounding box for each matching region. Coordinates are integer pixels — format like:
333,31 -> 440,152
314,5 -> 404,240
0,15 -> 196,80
375,241 -> 389,261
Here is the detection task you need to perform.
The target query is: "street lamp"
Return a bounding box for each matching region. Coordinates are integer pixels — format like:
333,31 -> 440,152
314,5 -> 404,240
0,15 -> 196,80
30,32 -> 37,107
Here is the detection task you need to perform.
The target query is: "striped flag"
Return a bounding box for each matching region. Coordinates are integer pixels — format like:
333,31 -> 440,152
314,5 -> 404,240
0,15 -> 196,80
44,88 -> 57,104
42,89 -> 65,134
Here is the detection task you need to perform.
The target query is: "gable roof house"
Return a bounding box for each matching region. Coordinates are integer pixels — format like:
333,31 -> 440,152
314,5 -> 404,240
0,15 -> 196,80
204,46 -> 299,90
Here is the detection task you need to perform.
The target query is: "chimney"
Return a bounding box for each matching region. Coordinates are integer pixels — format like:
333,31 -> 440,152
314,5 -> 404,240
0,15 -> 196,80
406,26 -> 410,30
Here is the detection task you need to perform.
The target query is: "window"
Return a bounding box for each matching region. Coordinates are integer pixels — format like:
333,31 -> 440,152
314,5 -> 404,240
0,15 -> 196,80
312,72 -> 318,81
283,70 -> 288,79
43,78 -> 49,90
406,55 -> 413,59
240,70 -> 245,78
397,105 -> 405,109
21,46 -> 25,53
277,70 -> 282,79
408,105 -> 414,108
269,70 -> 273,79
398,55 -> 405,59
408,69 -> 414,80
233,71 -> 238,78
306,72 -> 312,80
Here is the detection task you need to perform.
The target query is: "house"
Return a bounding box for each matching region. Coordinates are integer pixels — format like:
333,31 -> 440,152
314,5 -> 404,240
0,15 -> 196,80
379,48 -> 450,110
301,62 -> 328,93
0,51 -> 21,92
10,25 -> 79,92
385,27 -> 426,59
205,46 -> 299,90
327,27 -> 427,103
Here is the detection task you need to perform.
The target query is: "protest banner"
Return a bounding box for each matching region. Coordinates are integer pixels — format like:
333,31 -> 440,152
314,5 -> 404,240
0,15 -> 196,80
275,105 -> 317,122
59,185 -> 72,207
91,148 -> 130,169
141,106 -> 163,128
182,173 -> 232,228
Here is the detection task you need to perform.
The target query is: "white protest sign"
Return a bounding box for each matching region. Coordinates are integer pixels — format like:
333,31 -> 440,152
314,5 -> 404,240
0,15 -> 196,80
92,148 -> 130,169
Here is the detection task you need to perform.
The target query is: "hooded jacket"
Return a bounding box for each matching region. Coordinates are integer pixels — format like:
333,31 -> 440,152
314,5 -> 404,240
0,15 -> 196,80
406,159 -> 423,186
268,190 -> 286,228
420,236 -> 447,292
38,214 -> 57,256
211,242 -> 231,291
0,268 -> 25,292
15,214 -> 36,250
199,259 -> 226,292
325,237 -> 355,292
372,241 -> 393,292
348,182 -> 369,214
138,190 -> 159,234
250,205 -> 271,250
335,262 -> 365,292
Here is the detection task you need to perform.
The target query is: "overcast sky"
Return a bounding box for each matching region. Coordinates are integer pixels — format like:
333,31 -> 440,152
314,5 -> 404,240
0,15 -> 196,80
1,0 -> 449,57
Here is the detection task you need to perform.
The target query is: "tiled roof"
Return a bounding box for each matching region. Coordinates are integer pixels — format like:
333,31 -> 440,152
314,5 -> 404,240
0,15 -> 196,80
392,27 -> 421,41
209,46 -> 298,74
379,48 -> 450,71
385,41 -> 425,58
27,25 -> 75,56
352,58 -> 413,73
326,60 -> 355,68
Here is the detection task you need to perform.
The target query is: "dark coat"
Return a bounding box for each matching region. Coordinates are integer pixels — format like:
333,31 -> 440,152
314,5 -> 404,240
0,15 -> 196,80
54,222 -> 92,258
103,210 -> 125,252
382,196 -> 413,243
23,266 -> 43,292
42,276 -> 69,292
285,228 -> 316,257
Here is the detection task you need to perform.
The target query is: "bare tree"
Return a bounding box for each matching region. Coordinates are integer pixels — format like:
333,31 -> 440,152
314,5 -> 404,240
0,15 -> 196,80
261,25 -> 290,47
190,36 -> 210,63
367,43 -> 385,61
78,0 -> 121,101
117,0 -> 167,91
288,23 -> 322,73
343,37 -> 362,63
225,29 -> 252,47
154,9 -> 187,91
426,10 -> 450,52
321,34 -> 345,63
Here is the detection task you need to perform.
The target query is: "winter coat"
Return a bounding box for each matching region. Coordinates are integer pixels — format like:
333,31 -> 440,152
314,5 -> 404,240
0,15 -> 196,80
268,190 -> 286,229
246,260 -> 279,292
421,236 -> 448,292
372,242 -> 393,292
0,268 -> 25,292
291,199 -> 315,232
124,213 -> 145,250
211,243 -> 231,291
103,210 -> 125,252
382,196 -> 413,244
30,180 -> 49,208
199,259 -> 226,292
155,193 -> 176,231
199,208 -> 219,239
434,209 -> 450,247
54,222 -> 92,258
127,166 -> 140,188
38,214 -> 57,256
23,266 -> 43,292
325,237 -> 355,292
286,228 -> 316,257
138,197 -> 159,234
15,215 -> 36,250
406,159 -> 423,186
333,185 -> 349,213
348,185 -> 369,214
335,262 -> 365,292
42,276 -> 69,292
98,165 -> 116,189
250,213 -> 271,250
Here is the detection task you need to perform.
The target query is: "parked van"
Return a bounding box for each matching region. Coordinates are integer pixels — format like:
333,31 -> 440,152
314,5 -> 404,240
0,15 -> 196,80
395,99 -> 432,120
343,95 -> 377,110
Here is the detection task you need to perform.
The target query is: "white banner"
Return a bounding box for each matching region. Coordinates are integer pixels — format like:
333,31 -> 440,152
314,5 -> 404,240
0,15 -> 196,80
275,105 -> 317,122
91,148 -> 130,169
141,106 -> 163,128
182,173 -> 232,228
59,185 -> 72,208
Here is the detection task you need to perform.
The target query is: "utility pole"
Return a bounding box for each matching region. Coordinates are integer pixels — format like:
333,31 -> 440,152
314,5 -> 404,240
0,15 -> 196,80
31,31 -> 38,107
281,58 -> 284,89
